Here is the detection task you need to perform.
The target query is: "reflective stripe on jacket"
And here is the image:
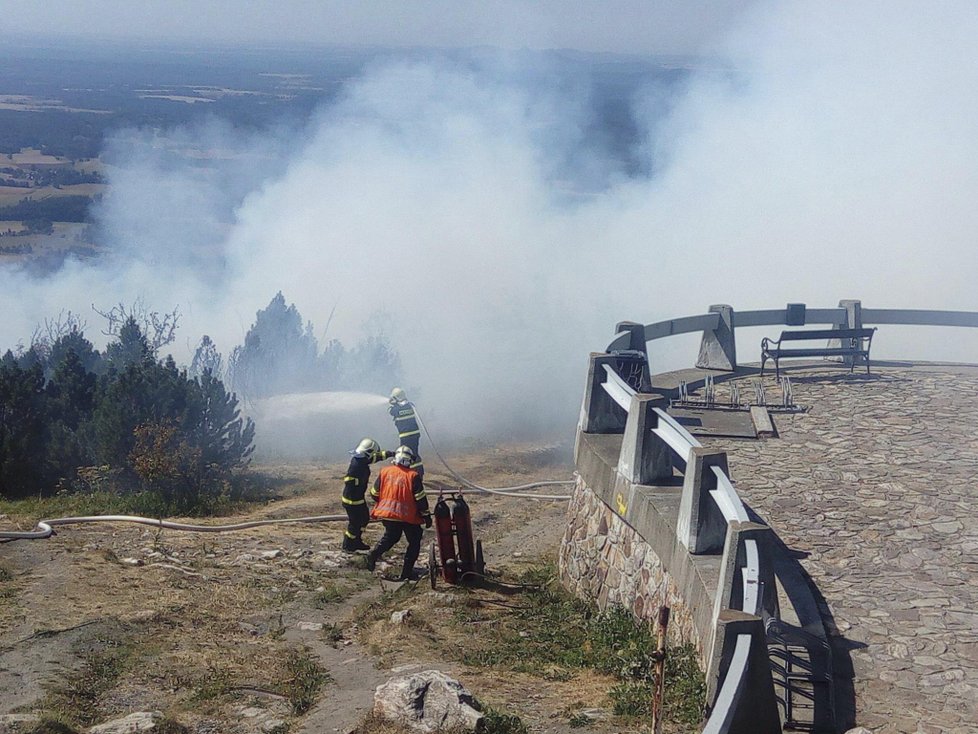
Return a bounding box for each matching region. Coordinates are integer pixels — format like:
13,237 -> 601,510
342,450 -> 392,504
389,400 -> 420,440
370,464 -> 427,524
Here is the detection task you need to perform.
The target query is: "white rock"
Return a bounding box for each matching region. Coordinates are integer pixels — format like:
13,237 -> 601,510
390,610 -> 412,624
258,550 -> 283,560
297,622 -> 324,631
260,719 -> 287,733
374,670 -> 483,733
120,557 -> 144,567
390,663 -> 423,674
843,728 -> 874,734
88,711 -> 163,733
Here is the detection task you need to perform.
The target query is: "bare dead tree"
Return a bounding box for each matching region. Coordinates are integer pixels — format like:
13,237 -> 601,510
28,310 -> 87,359
93,299 -> 181,353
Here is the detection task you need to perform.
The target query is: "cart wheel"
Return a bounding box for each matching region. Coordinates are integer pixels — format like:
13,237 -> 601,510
475,539 -> 485,576
428,541 -> 437,590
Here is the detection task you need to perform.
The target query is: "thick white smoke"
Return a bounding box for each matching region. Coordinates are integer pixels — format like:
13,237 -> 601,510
3,2 -> 978,453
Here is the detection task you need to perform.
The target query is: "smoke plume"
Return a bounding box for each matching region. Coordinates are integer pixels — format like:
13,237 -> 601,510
3,2 -> 978,455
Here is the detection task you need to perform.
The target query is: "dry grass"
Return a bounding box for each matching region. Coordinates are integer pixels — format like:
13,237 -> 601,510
0,454 -> 584,732
4,505 -> 346,727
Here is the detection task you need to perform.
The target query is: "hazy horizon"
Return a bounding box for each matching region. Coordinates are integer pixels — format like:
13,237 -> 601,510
4,1 -> 753,57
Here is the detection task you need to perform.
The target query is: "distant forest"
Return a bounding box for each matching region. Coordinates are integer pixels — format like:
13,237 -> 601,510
0,43 -> 370,159
0,195 -> 91,223
0,40 -> 685,167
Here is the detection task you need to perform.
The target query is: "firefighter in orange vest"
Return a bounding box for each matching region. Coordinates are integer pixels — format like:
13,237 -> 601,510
366,445 -> 431,581
341,438 -> 394,552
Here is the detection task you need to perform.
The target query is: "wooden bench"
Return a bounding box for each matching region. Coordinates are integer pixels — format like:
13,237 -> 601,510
760,328 -> 877,378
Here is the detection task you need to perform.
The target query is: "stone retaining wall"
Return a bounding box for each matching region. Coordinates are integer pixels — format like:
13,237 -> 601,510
558,476 -> 702,655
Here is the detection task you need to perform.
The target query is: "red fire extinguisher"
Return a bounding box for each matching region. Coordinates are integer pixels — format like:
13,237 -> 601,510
429,489 -> 486,588
433,496 -> 458,584
452,494 -> 476,573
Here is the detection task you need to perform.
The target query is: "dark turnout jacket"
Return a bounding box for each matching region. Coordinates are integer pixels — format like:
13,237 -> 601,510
342,449 -> 393,506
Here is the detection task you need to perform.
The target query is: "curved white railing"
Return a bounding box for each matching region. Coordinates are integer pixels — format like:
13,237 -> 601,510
597,357 -> 773,733
701,634 -> 753,734
607,305 -> 978,353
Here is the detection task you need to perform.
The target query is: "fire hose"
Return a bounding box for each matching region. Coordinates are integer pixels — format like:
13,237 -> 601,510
0,514 -> 346,542
414,410 -> 573,500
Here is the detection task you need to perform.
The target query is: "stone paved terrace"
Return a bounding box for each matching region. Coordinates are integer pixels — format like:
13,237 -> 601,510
694,363 -> 978,734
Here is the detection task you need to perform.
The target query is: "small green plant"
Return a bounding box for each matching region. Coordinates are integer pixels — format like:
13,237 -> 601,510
191,664 -> 234,702
0,565 -> 13,600
45,633 -> 142,726
313,582 -> 347,607
567,712 -> 591,728
281,647 -> 330,714
26,719 -> 81,734
458,561 -> 706,730
156,718 -> 192,734
482,706 -> 528,734
322,622 -> 344,644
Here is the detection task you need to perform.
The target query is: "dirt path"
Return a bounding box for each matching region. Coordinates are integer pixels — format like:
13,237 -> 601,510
1,445 -> 587,734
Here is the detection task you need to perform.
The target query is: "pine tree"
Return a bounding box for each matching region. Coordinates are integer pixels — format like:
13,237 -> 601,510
228,292 -> 320,397
45,348 -> 98,483
0,361 -> 48,498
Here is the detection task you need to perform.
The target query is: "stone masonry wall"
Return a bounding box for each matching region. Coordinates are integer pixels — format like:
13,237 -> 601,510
558,475 -> 703,655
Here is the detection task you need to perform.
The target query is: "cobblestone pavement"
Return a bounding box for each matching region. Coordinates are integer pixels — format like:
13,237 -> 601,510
705,364 -> 978,734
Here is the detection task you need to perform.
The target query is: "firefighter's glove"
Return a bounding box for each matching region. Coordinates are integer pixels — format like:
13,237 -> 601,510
423,514 -> 433,529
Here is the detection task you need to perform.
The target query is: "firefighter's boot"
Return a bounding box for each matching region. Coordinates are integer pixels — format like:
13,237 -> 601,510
398,565 -> 425,582
343,534 -> 370,553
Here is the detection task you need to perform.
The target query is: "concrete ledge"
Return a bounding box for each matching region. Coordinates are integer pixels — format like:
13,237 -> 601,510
573,430 -> 724,660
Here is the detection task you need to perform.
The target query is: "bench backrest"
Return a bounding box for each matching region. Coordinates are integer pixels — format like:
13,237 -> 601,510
778,328 -> 876,342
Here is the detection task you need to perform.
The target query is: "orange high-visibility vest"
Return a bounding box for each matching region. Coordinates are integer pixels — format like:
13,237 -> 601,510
371,464 -> 423,524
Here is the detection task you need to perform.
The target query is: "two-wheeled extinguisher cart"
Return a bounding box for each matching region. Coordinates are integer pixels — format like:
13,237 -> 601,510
429,489 -> 485,589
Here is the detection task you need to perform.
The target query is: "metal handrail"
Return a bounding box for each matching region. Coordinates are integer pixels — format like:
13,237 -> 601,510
651,407 -> 702,466
601,364 -> 635,410
702,634 -> 753,734
606,306 -> 978,353
709,466 -> 749,523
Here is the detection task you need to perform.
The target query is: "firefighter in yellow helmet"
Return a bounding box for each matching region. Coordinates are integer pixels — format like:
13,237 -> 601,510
341,438 -> 394,552
366,445 -> 431,581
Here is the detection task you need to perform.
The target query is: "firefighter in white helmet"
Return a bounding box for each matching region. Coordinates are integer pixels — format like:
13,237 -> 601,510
340,438 -> 394,552
366,445 -> 431,580
388,387 -> 423,477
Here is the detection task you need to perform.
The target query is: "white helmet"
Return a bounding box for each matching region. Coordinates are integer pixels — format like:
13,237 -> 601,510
394,445 -> 414,467
355,438 -> 380,456
390,387 -> 407,404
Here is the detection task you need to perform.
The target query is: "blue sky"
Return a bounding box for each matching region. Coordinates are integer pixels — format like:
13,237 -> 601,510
5,0 -> 755,55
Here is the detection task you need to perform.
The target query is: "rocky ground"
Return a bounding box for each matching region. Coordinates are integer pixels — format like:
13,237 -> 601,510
0,443 -> 639,734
